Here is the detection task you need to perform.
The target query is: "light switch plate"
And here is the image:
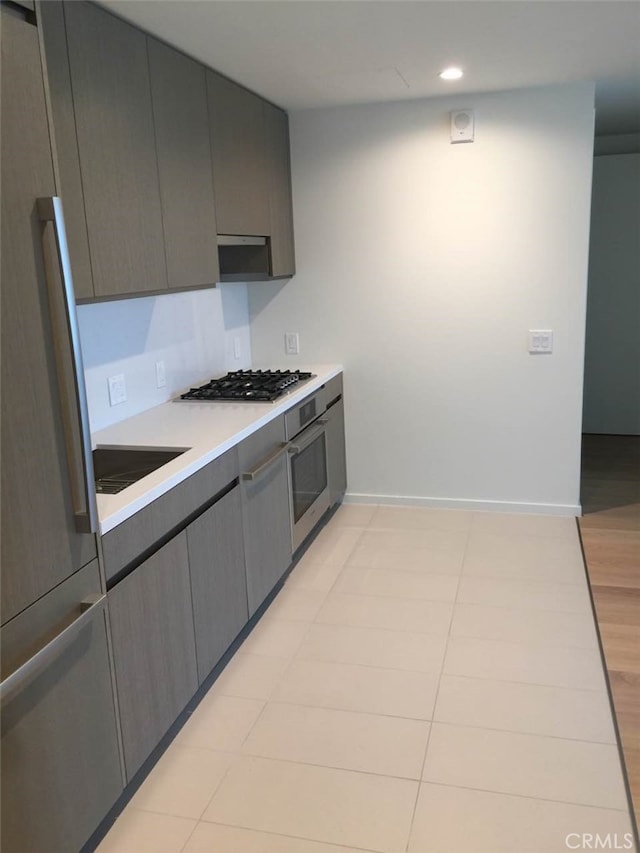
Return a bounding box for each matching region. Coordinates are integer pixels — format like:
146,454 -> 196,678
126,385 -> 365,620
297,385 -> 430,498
528,330 -> 554,353
108,373 -> 127,406
285,332 -> 300,355
155,360 -> 166,388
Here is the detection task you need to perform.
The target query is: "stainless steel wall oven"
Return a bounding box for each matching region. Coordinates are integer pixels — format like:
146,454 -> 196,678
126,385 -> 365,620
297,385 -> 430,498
285,387 -> 330,551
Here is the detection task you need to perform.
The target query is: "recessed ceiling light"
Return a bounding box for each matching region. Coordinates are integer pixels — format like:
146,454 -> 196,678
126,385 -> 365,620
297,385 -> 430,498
439,67 -> 464,81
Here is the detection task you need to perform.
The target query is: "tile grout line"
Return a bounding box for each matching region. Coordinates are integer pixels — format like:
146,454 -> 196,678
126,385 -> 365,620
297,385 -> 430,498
192,818 -> 383,853
415,778 -> 634,814
403,515 -> 473,850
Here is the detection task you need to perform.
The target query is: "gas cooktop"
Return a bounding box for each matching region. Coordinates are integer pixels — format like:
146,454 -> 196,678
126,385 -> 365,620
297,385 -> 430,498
178,370 -> 315,403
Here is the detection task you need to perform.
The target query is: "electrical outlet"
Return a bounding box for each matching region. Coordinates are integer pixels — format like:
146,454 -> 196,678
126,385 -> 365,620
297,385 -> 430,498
233,336 -> 241,360
155,360 -> 166,388
285,332 -> 300,355
528,330 -> 554,354
108,373 -> 127,406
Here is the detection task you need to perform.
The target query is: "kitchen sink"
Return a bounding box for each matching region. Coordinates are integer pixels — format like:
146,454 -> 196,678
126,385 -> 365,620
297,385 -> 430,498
93,446 -> 188,494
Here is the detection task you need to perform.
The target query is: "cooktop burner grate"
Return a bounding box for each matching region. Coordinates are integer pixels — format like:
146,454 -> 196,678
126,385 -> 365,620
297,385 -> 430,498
178,370 -> 315,402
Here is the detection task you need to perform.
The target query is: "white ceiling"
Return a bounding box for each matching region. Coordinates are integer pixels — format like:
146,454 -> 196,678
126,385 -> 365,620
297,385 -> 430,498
100,0 -> 640,136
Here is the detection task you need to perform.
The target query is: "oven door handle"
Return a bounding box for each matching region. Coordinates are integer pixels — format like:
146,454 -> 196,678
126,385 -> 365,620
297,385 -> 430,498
242,441 -> 291,481
289,419 -> 328,454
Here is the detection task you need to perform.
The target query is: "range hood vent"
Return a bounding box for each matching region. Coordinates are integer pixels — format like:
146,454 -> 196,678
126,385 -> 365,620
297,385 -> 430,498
217,234 -> 271,281
217,235 -> 266,247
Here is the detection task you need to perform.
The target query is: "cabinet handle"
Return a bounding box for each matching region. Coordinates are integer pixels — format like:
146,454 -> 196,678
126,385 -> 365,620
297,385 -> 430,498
289,420 -> 328,454
242,442 -> 291,481
37,197 -> 98,534
0,594 -> 106,706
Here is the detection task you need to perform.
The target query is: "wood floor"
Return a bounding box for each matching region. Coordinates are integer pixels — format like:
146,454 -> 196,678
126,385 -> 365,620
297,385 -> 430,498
580,434 -> 640,826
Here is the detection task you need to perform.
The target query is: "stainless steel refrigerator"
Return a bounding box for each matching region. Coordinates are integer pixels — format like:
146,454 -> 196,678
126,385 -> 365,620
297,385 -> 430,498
1,4 -> 123,850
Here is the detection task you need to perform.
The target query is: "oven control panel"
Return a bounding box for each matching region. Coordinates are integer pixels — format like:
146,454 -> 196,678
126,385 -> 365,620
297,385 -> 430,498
285,386 -> 328,440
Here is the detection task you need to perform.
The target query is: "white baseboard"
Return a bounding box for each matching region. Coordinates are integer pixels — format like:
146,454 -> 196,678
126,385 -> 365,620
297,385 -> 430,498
343,492 -> 581,517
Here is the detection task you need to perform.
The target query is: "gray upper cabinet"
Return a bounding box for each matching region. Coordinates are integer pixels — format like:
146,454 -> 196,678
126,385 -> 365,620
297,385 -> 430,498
238,416 -> 292,616
264,102 -> 296,278
147,37 -> 220,289
187,485 -> 248,683
206,71 -> 271,237
207,71 -> 296,278
38,0 -> 94,300
63,1 -> 168,298
108,533 -> 198,780
40,2 -> 295,296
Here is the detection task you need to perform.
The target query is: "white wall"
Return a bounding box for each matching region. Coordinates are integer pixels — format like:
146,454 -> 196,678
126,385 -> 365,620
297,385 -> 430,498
583,153 -> 640,435
249,83 -> 596,514
79,284 -> 251,433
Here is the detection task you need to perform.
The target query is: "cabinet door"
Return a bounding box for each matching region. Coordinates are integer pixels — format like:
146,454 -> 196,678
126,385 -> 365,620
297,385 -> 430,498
148,37 -> 220,289
326,398 -> 348,507
1,561 -> 123,853
264,102 -> 296,278
187,486 -> 248,682
108,533 -> 198,780
0,7 -> 96,626
207,70 -> 270,236
38,0 -> 94,299
63,1 -> 167,298
238,417 -> 292,616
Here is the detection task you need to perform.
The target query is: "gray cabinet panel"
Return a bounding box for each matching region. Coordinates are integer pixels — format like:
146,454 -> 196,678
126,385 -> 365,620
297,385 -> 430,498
238,417 -> 292,615
63,1 -> 167,298
108,533 -> 198,780
148,37 -> 219,289
38,0 -> 94,299
187,485 -> 248,682
102,447 -> 238,582
264,102 -> 295,278
326,397 -> 348,507
207,71 -> 270,237
324,373 -> 343,407
1,561 -> 123,853
0,8 -> 96,626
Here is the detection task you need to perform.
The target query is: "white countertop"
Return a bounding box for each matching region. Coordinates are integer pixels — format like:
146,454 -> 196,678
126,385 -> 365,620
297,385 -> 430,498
93,364 -> 343,535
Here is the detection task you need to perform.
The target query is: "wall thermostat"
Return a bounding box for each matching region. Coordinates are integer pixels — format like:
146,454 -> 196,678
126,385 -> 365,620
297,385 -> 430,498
450,109 -> 475,143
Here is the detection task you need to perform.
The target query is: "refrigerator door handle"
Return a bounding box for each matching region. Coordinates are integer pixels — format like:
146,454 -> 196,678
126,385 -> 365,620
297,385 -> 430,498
0,594 -> 106,706
37,196 -> 98,534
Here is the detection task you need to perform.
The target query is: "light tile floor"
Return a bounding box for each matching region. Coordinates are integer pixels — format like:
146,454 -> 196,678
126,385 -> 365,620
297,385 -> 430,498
97,505 -> 637,853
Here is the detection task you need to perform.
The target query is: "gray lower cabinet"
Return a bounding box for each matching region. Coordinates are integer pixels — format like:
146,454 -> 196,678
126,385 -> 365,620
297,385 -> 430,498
108,533 -> 198,780
1,561 -> 123,853
238,416 -> 293,616
187,485 -> 248,683
101,447 -> 238,584
326,396 -> 348,507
